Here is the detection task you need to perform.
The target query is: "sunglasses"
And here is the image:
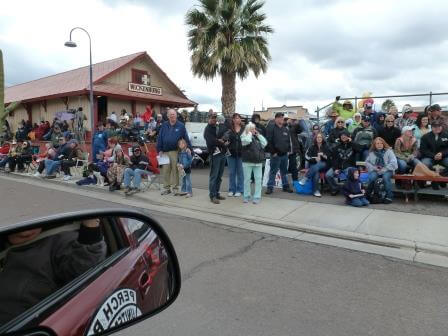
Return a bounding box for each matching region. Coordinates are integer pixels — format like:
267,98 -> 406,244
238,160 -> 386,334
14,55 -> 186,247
337,121 -> 344,124
386,121 -> 394,123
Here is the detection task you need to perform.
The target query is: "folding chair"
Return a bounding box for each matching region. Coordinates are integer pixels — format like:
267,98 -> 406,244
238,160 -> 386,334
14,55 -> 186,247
73,152 -> 90,177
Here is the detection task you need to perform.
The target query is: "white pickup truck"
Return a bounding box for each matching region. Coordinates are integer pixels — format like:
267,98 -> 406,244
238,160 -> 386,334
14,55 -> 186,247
185,122 -> 209,166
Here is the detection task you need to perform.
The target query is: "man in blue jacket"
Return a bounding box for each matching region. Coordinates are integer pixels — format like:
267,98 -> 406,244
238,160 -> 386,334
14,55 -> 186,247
157,109 -> 191,195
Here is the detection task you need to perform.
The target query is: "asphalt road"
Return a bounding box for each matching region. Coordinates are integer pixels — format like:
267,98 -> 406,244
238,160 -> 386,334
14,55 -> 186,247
2,179 -> 448,336
191,167 -> 448,217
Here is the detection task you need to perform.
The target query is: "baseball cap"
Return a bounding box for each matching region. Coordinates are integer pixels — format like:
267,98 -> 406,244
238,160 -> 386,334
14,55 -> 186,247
430,104 -> 441,112
364,102 -> 373,109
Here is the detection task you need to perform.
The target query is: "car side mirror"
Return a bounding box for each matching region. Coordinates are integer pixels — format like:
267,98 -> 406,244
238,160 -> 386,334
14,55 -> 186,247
0,209 -> 181,336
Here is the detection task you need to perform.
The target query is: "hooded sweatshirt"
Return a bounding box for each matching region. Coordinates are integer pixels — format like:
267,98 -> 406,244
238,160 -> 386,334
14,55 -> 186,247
342,168 -> 363,202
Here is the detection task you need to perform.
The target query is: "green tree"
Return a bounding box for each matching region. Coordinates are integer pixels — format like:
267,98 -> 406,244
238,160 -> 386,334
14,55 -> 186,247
186,0 -> 273,117
381,99 -> 395,113
0,49 -> 21,132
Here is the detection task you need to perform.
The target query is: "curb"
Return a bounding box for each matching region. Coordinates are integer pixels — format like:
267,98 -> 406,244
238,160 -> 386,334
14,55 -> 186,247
4,172 -> 448,261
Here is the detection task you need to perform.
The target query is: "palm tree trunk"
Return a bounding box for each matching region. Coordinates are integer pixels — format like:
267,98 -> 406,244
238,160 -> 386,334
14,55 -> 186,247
0,49 -> 5,131
221,71 -> 236,118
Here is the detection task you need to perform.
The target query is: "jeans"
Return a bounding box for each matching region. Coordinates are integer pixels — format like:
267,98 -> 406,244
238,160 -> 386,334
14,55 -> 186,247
367,170 -> 394,199
123,168 -> 150,189
348,197 -> 370,207
243,163 -> 263,201
45,159 -> 61,175
227,156 -> 244,194
306,161 -> 328,192
397,158 -> 420,174
0,157 -> 7,168
288,153 -> 299,181
181,173 -> 192,194
267,154 -> 289,190
421,157 -> 448,170
326,167 -> 352,191
356,149 -> 369,162
209,152 -> 226,199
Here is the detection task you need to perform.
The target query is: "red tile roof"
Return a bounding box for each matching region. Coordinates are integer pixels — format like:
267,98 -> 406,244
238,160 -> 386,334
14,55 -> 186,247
5,51 -> 195,107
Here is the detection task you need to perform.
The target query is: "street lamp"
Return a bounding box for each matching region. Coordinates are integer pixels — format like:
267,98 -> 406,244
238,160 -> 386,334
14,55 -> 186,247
64,27 -> 94,142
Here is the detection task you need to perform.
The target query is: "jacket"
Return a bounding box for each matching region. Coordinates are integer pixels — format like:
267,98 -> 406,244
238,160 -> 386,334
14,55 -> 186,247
365,149 -> 398,173
204,123 -> 228,153
129,154 -> 149,170
394,137 -> 418,161
331,141 -> 356,170
352,126 -> 377,149
178,150 -> 193,173
0,226 -> 106,324
156,120 -> 191,153
420,131 -> 448,159
228,128 -> 243,157
305,143 -> 332,165
328,127 -> 346,145
241,132 -> 267,164
266,124 -> 291,155
288,123 -> 302,153
395,117 -> 415,130
342,167 -> 364,202
332,102 -> 355,121
378,126 -> 401,148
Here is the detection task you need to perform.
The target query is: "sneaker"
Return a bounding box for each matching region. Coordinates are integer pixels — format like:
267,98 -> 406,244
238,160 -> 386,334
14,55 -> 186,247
265,188 -> 273,195
330,189 -> 340,196
216,195 -> 226,200
234,192 -> 242,197
283,187 -> 293,193
124,187 -> 132,194
253,199 -> 260,204
45,175 -> 56,179
63,175 -> 72,181
243,199 -> 249,203
383,198 -> 393,204
313,190 -> 322,197
178,192 -> 188,196
4,167 -> 10,173
299,177 -> 308,185
33,172 -> 41,177
228,192 -> 234,197
186,193 -> 193,198
161,189 -> 171,195
211,197 -> 220,204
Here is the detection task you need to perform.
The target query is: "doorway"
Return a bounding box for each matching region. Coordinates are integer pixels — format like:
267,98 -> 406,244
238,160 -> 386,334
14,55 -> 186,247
97,96 -> 108,124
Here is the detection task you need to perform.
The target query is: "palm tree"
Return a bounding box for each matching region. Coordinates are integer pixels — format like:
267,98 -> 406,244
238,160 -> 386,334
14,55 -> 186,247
186,0 -> 273,117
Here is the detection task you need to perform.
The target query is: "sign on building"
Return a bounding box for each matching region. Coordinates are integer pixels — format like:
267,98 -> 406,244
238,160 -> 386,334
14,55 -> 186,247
128,83 -> 162,96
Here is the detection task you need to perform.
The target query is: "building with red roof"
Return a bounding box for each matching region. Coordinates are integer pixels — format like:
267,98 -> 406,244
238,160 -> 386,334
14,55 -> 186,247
5,51 -> 195,132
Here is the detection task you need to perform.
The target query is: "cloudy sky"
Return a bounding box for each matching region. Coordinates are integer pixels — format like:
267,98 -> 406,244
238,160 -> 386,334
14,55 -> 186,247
1,0 -> 448,115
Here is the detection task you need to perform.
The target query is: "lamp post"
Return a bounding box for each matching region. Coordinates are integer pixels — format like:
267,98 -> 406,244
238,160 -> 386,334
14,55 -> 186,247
64,27 -> 94,142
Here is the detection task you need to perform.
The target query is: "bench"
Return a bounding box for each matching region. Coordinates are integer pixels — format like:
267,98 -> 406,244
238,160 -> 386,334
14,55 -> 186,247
392,174 -> 448,202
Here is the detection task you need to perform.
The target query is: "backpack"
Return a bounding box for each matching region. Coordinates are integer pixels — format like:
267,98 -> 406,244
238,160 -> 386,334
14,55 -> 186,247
369,177 -> 386,204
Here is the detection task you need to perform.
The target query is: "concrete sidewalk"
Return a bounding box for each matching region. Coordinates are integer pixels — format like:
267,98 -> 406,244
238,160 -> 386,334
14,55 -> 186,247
3,171 -> 448,267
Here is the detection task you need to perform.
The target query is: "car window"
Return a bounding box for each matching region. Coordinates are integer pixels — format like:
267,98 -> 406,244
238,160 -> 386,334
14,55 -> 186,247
123,217 -> 151,242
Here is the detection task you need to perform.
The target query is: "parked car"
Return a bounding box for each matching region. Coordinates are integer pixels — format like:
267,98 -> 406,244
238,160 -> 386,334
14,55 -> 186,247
0,209 -> 181,336
186,121 -> 209,167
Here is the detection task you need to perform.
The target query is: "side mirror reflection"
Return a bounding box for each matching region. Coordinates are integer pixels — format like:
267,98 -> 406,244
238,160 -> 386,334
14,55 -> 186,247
0,211 -> 180,336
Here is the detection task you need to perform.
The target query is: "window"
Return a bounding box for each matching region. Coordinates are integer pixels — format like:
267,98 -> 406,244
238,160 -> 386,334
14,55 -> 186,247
131,69 -> 149,85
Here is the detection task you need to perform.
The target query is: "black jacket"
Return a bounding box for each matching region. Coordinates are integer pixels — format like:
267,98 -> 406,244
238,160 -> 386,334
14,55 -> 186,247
379,126 -> 401,148
331,141 -> 356,170
328,127 -> 346,145
266,124 -> 291,155
305,143 -> 332,164
288,123 -> 302,154
420,131 -> 448,159
204,123 -> 227,153
242,135 -> 265,164
0,226 -> 106,324
129,154 -> 149,170
227,128 -> 243,157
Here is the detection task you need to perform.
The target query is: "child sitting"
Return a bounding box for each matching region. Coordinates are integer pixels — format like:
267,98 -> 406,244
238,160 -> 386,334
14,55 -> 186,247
177,138 -> 193,197
343,167 -> 369,207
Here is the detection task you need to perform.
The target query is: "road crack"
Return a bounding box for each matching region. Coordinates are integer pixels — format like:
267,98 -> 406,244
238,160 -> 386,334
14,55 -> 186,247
182,236 -> 265,282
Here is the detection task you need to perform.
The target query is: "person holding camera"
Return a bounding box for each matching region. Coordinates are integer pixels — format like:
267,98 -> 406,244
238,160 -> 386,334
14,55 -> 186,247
204,112 -> 229,204
265,112 -> 294,194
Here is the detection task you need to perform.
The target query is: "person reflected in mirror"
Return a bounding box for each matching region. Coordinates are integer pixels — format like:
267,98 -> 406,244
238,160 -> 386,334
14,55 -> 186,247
0,218 -> 107,325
